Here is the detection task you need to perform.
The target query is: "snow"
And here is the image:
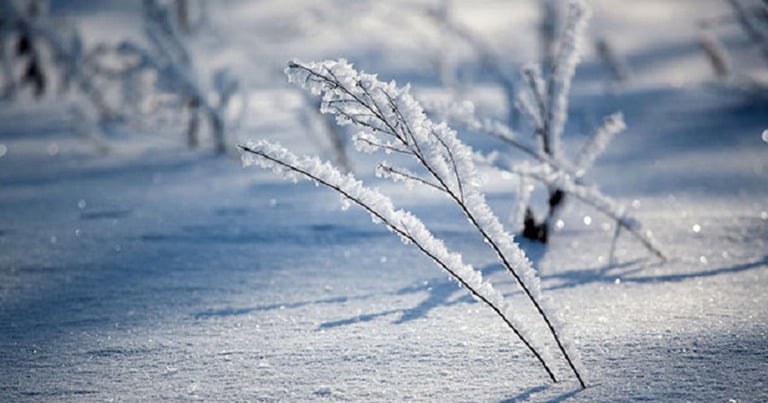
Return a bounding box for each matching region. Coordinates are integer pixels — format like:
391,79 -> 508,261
1,0 -> 768,401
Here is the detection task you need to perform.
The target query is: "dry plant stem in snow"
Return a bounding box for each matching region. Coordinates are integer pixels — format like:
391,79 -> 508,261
241,59 -> 587,388
240,141 -> 557,384
451,100 -> 665,261
444,0 -> 664,262
0,0 -> 111,151
142,0 -> 229,153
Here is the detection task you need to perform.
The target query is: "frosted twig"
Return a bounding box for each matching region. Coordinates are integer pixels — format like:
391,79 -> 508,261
240,141 -> 558,383
546,0 -> 590,160
507,163 -> 666,261
510,175 -> 534,233
442,0 -> 663,263
284,59 -> 587,388
573,112 -> 625,176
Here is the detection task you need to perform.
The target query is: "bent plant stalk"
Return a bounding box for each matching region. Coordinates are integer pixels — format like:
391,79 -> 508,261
239,142 -> 558,383
277,60 -> 586,388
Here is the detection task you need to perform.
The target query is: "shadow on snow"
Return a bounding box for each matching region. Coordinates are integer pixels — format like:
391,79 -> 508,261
193,250 -> 768,330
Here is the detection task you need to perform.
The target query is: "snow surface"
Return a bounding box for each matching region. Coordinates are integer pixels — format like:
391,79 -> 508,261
1,0 -> 767,401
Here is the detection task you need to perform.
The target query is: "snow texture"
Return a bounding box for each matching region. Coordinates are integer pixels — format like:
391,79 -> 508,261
0,0 -> 767,401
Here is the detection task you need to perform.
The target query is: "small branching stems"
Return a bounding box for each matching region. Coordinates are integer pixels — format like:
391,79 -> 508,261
0,0 -> 241,155
242,59 -> 588,388
440,0 -> 665,262
239,142 -> 558,383
449,96 -> 665,261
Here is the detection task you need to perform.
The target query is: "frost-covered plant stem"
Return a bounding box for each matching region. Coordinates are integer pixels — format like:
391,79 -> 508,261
451,102 -> 666,261
505,162 -> 665,260
453,100 -> 665,260
279,60 -> 586,388
136,0 -> 231,153
0,0 -> 117,151
108,41 -> 227,153
239,141 -> 558,384
440,0 -> 665,262
496,0 -> 590,243
545,0 -> 589,159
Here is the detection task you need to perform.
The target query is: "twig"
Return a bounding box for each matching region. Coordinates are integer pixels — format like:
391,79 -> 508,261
239,143 -> 559,383
285,60 -> 587,388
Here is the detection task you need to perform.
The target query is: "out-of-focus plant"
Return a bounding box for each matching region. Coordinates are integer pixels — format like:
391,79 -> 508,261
440,0 -> 665,263
0,0 -> 244,154
697,0 -> 768,94
0,0 -> 113,151
81,0 -> 245,154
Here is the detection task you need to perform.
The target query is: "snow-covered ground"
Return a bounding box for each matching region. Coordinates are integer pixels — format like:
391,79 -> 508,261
1,1 -> 767,401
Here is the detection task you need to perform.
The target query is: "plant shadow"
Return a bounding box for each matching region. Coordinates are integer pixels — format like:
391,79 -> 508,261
499,384 -> 550,402
193,251 -> 768,331
499,383 -> 585,402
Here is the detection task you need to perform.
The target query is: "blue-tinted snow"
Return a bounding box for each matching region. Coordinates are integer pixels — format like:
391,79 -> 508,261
1,0 -> 767,401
